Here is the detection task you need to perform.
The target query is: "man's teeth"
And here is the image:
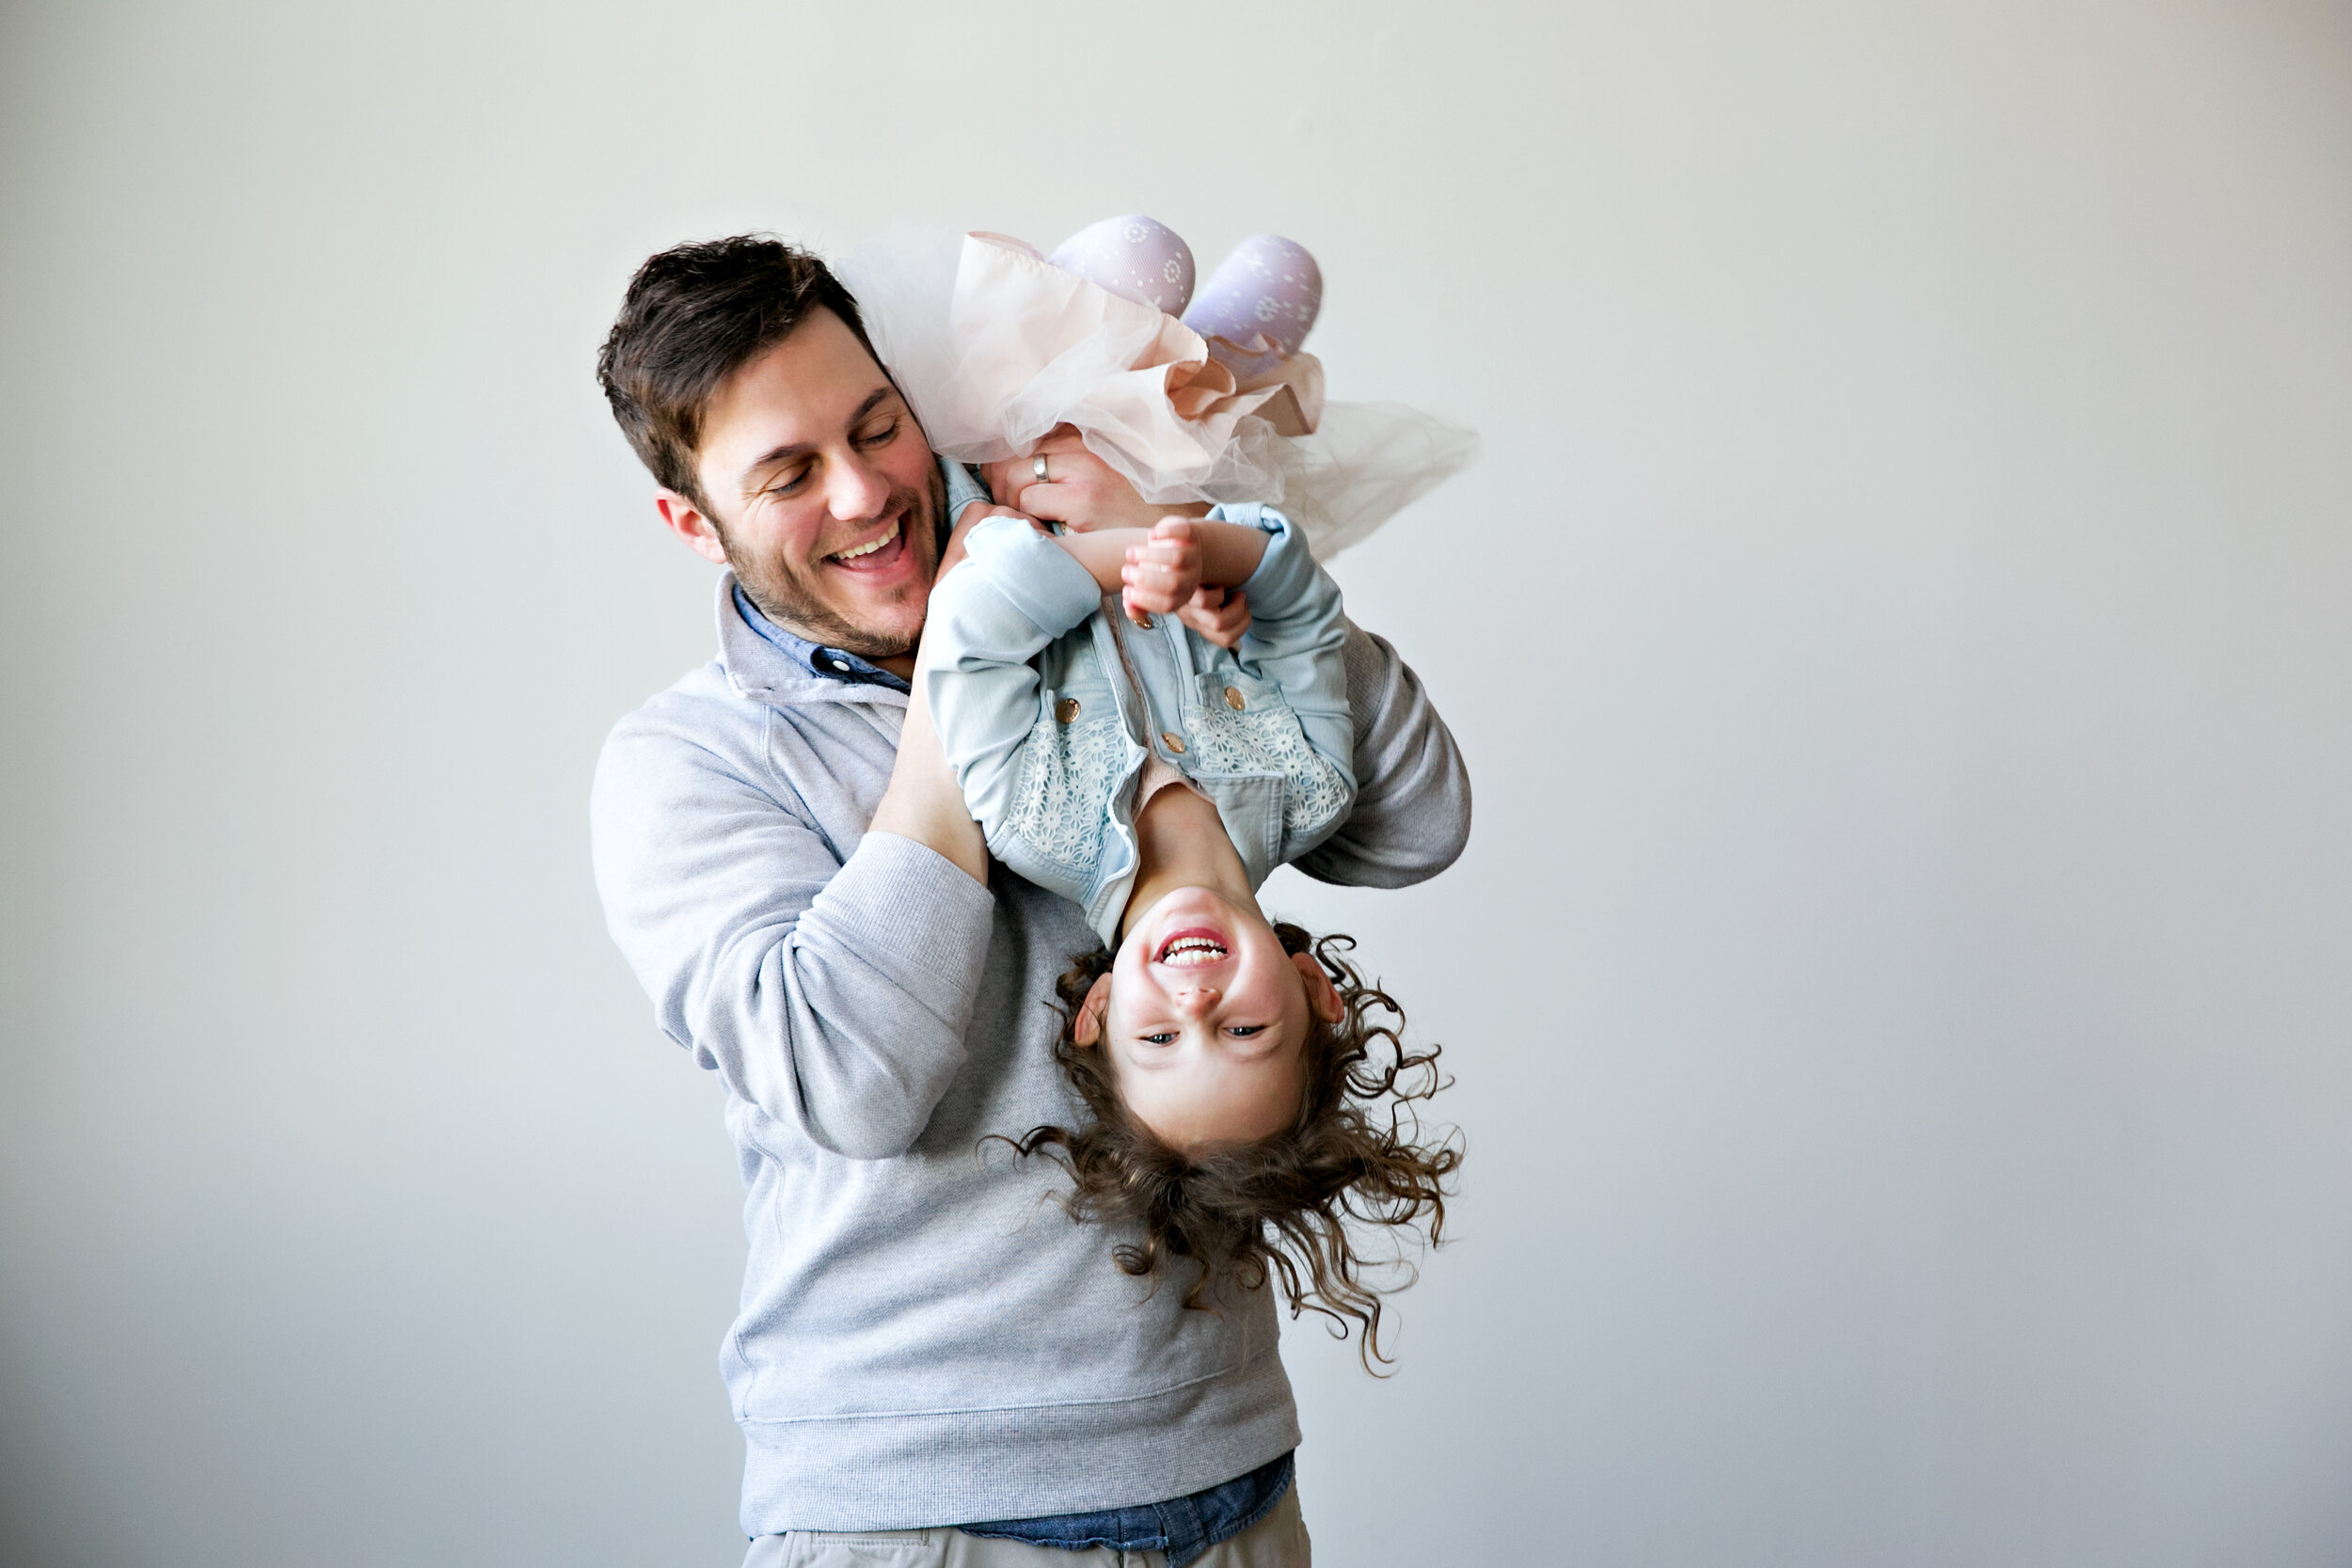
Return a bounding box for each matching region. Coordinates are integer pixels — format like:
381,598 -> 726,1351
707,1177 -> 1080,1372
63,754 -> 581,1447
1160,938 -> 1227,965
834,521 -> 898,562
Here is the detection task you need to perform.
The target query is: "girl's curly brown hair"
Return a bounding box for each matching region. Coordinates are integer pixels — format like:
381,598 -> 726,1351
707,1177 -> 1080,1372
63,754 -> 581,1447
1002,924 -> 1460,1370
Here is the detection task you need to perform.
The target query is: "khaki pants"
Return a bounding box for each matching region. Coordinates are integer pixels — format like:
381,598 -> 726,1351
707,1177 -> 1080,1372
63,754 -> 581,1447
742,1483 -> 1310,1568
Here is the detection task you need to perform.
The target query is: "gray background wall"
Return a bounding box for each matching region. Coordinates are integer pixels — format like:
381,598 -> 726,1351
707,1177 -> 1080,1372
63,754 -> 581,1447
4,2 -> 2348,1564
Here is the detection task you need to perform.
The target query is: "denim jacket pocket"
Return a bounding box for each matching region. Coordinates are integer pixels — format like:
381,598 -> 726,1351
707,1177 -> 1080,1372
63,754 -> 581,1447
1003,678 -> 1131,884
1183,670 -> 1352,848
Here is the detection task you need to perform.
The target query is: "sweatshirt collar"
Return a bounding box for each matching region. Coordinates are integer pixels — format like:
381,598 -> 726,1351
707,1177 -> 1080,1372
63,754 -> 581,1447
714,570 -> 910,710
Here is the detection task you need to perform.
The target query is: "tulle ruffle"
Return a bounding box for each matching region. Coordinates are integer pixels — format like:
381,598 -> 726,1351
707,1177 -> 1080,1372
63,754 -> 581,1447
839,225 -> 1477,559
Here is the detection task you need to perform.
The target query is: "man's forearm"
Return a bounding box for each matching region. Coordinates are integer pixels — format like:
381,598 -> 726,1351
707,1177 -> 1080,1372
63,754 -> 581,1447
871,662 -> 989,884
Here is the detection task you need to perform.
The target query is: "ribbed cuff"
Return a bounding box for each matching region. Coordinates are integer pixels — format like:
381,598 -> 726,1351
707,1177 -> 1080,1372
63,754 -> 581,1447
739,1342 -> 1299,1533
810,832 -> 996,1028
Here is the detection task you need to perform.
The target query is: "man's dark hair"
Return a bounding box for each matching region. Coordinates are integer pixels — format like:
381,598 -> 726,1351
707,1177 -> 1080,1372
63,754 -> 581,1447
596,234 -> 880,515
1005,926 -> 1461,1371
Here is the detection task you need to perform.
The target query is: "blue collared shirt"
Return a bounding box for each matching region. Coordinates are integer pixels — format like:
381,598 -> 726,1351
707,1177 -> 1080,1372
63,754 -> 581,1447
960,1450 -> 1294,1568
731,585 -> 911,693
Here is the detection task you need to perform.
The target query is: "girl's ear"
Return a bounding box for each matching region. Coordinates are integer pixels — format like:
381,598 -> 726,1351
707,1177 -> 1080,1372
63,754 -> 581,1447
1072,974 -> 1114,1046
1291,951 -> 1344,1024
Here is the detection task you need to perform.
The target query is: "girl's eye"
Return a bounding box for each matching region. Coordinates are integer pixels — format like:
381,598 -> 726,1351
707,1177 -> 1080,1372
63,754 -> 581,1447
1226,1024 -> 1267,1038
1140,1032 -> 1177,1046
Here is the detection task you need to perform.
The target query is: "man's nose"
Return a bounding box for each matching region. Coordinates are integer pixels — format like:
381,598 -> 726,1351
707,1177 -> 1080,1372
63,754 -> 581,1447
1172,985 -> 1222,1020
826,449 -> 892,520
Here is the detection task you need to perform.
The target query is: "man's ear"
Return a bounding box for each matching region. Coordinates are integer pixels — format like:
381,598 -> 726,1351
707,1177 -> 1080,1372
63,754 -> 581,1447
656,489 -> 731,567
1292,951 -> 1345,1025
1072,974 -> 1113,1047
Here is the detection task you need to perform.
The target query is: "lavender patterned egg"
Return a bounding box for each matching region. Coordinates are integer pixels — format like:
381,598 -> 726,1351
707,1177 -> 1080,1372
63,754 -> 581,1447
1184,234 -> 1322,377
1047,214 -> 1196,315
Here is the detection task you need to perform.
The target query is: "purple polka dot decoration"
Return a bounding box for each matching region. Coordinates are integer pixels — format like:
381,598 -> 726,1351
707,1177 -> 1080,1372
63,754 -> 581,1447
1184,235 -> 1322,372
1047,214 -> 1196,315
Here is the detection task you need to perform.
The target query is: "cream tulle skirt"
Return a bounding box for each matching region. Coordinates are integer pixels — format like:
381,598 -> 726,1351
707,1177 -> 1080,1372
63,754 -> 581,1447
839,226 -> 1477,561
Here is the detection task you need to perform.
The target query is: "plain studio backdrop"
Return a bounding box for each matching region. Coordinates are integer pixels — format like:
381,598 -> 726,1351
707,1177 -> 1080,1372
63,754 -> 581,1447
3,2 -> 2348,1564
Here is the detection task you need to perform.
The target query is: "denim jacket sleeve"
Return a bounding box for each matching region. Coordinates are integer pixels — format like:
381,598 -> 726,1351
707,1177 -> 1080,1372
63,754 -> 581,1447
944,457 -> 993,528
921,515 -> 1108,846
1218,506 -> 1357,803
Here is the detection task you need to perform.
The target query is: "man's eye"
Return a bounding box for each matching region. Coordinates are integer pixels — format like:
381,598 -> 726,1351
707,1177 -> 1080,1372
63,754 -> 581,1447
766,467 -> 812,496
854,418 -> 899,448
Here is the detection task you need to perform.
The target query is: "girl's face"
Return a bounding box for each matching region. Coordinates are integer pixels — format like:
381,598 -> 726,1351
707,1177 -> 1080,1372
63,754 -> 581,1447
1076,886 -> 1344,1151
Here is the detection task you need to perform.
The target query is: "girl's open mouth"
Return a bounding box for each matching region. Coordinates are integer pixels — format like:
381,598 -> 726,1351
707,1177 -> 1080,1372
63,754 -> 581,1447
1155,927 -> 1230,966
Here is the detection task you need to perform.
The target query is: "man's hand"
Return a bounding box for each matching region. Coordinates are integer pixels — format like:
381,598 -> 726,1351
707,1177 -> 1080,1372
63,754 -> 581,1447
1178,586 -> 1252,650
982,426 -> 1211,533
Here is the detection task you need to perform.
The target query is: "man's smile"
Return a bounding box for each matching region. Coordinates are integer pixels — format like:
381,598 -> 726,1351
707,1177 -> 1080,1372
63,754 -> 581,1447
825,514 -> 909,571
823,512 -> 922,592
832,521 -> 897,561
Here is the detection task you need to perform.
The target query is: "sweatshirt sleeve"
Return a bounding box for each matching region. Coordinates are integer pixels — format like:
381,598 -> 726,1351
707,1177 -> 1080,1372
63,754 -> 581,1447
590,695 -> 996,1160
1291,622 -> 1474,889
921,515 -> 1106,843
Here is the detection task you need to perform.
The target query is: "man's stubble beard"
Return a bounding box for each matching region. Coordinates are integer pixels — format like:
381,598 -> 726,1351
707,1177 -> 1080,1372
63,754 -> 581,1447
725,463 -> 946,659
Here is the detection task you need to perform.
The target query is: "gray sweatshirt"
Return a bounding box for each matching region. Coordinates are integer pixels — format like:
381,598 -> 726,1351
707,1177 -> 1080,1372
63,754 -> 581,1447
590,549 -> 1470,1535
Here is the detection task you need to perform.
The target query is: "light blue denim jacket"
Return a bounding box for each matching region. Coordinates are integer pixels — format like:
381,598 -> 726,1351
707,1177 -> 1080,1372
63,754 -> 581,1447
925,500 -> 1355,948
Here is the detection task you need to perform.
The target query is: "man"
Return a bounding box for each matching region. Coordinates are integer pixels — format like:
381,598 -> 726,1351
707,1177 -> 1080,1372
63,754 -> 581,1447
590,235 -> 1470,1565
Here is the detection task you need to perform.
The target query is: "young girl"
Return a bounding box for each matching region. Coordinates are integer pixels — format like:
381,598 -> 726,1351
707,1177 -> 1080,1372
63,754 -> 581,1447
866,217 -> 1469,1360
